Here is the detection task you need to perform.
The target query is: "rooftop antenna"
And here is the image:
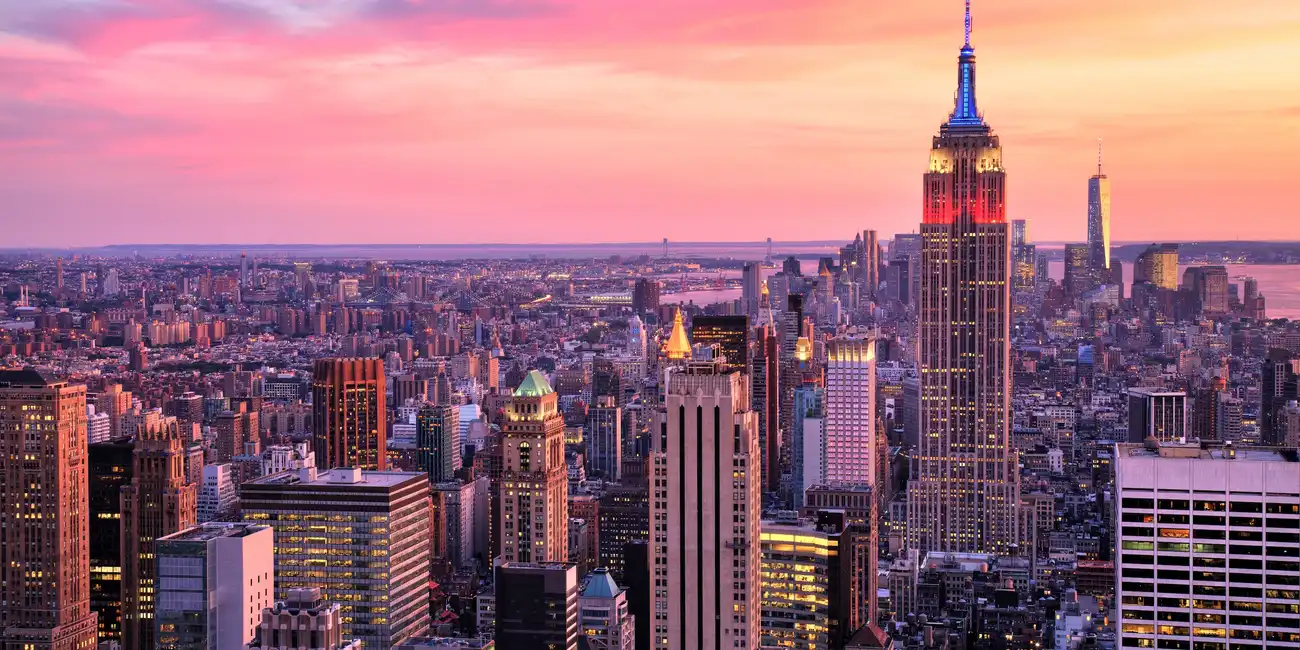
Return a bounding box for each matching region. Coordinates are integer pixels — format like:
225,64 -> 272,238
964,0 -> 972,47
1097,137 -> 1104,176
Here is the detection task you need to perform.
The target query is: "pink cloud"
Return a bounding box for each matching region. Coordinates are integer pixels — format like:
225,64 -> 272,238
1,0 -> 1298,247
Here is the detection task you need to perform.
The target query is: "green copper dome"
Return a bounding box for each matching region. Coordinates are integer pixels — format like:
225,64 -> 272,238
513,369 -> 554,397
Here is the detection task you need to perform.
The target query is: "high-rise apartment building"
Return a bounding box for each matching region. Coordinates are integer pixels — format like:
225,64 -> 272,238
824,337 -> 877,486
494,563 -> 580,650
89,438 -> 133,642
652,361 -> 761,650
690,315 -> 749,371
1087,149 -> 1112,271
1114,442 -> 1300,649
908,4 -> 1020,555
1126,388 -> 1189,443
416,403 -> 461,483
1010,219 -> 1036,290
791,385 -> 826,507
121,418 -> 199,650
242,467 -> 432,649
154,523 -> 275,650
0,370 -> 98,650
597,484 -> 650,583
248,587 -> 361,650
312,357 -> 387,471
500,370 -> 570,563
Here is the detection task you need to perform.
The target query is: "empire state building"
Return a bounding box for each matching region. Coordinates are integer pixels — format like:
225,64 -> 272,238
907,2 -> 1020,555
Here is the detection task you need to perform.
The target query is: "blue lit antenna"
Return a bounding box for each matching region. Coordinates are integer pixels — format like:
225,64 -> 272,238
965,0 -> 972,47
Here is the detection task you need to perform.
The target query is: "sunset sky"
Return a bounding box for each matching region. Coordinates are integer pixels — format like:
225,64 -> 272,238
2,0 -> 1298,247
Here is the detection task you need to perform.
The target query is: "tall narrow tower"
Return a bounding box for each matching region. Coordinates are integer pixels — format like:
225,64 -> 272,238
0,370 -> 99,650
500,370 -> 569,563
908,1 -> 1020,555
652,360 -> 761,650
1088,139 -> 1112,271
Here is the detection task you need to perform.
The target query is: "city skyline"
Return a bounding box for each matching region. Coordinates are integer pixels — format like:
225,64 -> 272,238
3,0 -> 1299,246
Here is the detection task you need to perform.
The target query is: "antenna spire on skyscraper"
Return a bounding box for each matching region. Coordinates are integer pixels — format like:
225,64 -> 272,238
1097,137 -> 1104,175
965,0 -> 972,47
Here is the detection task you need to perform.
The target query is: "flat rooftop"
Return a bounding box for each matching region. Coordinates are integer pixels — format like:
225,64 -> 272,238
1118,442 -> 1298,463
247,467 -> 427,488
159,522 -> 269,543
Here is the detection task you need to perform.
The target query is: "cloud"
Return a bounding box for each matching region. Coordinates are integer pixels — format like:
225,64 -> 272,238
0,0 -> 563,54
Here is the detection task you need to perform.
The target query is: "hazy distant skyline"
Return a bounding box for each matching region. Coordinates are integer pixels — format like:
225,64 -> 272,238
2,0 -> 1298,247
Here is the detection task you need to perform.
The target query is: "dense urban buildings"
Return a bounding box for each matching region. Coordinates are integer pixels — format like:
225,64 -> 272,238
3,4 -> 1300,650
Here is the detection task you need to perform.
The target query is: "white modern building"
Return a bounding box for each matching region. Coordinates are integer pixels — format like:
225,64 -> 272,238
1115,442 -> 1300,648
824,337 -> 877,486
198,462 -> 239,522
87,403 -> 113,444
155,522 -> 275,650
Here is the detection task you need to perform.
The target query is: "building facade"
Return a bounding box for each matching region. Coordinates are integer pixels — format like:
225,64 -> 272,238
154,523 -> 274,650
121,418 -> 199,650
823,337 -> 877,486
0,370 -> 99,650
652,361 -> 761,650
1114,442 -> 1300,649
908,7 -> 1020,555
500,371 -> 570,563
311,357 -> 387,471
242,467 -> 431,649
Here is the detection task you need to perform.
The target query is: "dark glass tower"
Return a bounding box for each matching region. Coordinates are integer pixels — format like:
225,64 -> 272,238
908,2 -> 1020,555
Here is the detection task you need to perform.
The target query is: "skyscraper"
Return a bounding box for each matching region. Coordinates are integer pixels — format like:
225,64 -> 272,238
690,315 -> 749,371
752,324 -> 781,492
242,468 -> 432,649
0,370 -> 98,650
652,360 -> 761,650
416,403 -> 461,483
1064,243 -> 1093,296
121,418 -> 199,650
1133,243 -> 1179,291
908,3 -> 1020,555
862,229 -> 880,297
1087,142 -> 1112,271
741,262 -> 762,316
823,337 -> 877,486
632,278 -> 661,315
312,357 -> 387,471
1114,442 -> 1300,649
89,438 -> 133,642
1126,388 -> 1189,443
586,396 -> 623,481
501,370 -> 570,563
